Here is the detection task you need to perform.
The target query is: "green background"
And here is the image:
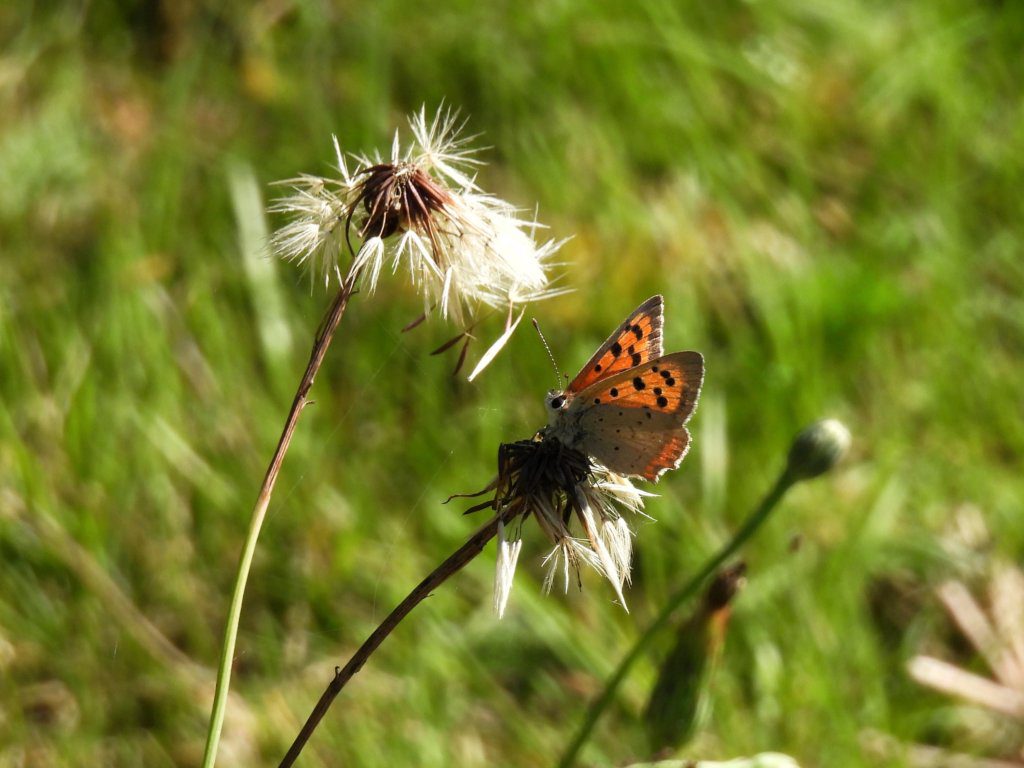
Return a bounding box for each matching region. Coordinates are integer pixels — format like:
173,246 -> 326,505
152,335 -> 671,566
3,1 -> 1023,765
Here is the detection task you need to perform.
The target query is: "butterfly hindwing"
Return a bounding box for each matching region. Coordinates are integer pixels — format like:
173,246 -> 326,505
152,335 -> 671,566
567,295 -> 664,394
578,409 -> 693,480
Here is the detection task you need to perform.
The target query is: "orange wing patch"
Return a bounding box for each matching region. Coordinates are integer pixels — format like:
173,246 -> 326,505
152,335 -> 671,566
578,351 -> 704,420
567,295 -> 664,394
641,431 -> 691,480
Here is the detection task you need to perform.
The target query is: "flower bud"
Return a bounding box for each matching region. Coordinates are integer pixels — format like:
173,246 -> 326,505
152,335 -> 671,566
785,419 -> 850,481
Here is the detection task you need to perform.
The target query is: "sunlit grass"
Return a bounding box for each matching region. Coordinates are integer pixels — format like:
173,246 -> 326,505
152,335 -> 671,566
1,1 -> 1022,765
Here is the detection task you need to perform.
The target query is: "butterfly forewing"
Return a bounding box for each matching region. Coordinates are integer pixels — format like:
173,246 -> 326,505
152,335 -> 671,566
567,295 -> 664,394
574,351 -> 704,420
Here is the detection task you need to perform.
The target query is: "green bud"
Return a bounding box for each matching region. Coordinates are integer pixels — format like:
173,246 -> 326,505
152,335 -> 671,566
785,419 -> 850,481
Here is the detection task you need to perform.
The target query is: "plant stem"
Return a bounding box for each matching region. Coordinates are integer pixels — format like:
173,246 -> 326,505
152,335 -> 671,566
278,514 -> 503,768
201,264 -> 361,768
557,468 -> 798,768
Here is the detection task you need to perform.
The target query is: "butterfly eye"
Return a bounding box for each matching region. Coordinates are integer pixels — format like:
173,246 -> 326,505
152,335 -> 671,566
549,396 -> 565,410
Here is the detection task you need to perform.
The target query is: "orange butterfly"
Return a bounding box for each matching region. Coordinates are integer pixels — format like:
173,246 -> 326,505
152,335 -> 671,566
545,296 -> 704,481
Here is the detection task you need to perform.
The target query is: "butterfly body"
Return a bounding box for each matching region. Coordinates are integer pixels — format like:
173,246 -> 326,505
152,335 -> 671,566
544,296 -> 704,482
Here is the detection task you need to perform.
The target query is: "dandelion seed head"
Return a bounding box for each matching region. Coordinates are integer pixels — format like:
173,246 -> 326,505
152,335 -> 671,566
267,106 -> 567,373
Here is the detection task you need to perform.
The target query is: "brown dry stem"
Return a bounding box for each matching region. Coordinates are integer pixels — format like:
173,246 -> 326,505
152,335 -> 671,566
203,262 -> 361,768
277,514 -> 503,768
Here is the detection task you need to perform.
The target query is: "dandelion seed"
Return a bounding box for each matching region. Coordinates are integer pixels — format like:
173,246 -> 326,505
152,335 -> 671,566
268,176 -> 352,289
542,539 -> 605,595
467,310 -> 525,383
494,521 -> 524,619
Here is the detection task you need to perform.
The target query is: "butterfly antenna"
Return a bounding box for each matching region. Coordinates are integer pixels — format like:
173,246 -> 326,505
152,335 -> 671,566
532,318 -> 562,388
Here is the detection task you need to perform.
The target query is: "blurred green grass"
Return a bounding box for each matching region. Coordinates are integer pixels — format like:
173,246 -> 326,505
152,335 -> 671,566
2,1 -> 1023,765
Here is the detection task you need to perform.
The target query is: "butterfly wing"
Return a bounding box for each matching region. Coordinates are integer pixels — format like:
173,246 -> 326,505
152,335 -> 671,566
581,415 -> 692,481
570,351 -> 704,481
566,295 -> 664,393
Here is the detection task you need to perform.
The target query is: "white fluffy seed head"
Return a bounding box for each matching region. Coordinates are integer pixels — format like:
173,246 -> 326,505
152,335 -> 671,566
269,110 -> 561,310
267,106 -> 568,375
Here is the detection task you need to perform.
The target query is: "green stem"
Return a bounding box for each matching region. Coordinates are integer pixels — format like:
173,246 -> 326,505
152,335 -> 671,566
201,267 -> 359,768
557,467 -> 798,768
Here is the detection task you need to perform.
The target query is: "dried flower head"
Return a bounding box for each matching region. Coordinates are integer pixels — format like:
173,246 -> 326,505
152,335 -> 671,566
268,106 -> 568,373
466,431 -> 654,618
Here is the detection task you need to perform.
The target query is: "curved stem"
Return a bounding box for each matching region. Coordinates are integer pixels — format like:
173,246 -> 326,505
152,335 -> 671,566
556,468 -> 798,768
201,264 -> 361,768
278,514 -> 503,768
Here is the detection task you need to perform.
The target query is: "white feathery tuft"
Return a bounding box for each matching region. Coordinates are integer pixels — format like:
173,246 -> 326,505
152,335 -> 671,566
494,521 -> 524,619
